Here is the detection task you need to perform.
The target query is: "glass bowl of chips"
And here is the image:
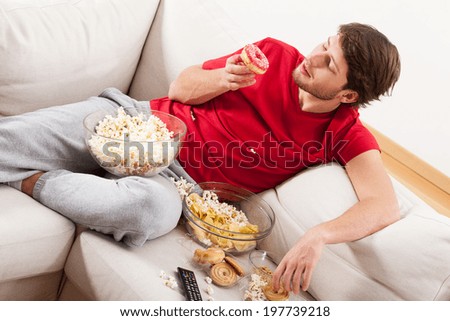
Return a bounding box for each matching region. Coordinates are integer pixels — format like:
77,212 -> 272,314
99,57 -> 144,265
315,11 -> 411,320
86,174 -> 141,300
182,182 -> 275,255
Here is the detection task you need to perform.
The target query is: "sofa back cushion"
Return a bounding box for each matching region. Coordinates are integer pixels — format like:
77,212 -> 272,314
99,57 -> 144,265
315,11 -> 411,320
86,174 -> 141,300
0,0 -> 159,116
129,0 -> 257,101
258,164 -> 450,300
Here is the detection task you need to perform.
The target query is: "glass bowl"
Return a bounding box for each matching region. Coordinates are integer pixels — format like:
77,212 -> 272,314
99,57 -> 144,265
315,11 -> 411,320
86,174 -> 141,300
182,182 -> 275,255
249,250 -> 278,273
83,107 -> 186,177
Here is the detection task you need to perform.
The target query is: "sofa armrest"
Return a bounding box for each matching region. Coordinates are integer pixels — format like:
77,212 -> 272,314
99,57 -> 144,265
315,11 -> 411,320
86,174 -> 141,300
0,185 -> 75,299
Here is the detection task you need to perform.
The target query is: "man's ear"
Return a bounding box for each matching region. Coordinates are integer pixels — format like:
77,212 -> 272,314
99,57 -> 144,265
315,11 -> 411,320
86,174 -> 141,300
339,90 -> 359,103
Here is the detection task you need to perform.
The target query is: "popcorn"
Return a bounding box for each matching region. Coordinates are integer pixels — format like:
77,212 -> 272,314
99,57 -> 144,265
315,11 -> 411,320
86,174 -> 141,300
170,177 -> 194,200
244,273 -> 268,301
243,267 -> 273,301
88,107 -> 176,176
205,285 -> 214,295
163,278 -> 178,289
160,269 -> 179,290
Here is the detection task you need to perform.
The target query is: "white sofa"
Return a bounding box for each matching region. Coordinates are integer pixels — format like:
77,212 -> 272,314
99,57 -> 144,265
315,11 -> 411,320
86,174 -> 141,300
1,0 -> 449,301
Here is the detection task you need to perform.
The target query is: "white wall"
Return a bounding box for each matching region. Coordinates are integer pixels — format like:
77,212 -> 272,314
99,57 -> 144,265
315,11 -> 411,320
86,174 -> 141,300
215,0 -> 450,177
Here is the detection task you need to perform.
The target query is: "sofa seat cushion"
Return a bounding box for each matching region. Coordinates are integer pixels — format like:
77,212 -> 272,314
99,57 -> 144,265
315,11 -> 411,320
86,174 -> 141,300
63,226 -> 314,301
0,185 -> 75,299
257,164 -> 450,300
0,0 -> 160,116
64,227 -> 244,300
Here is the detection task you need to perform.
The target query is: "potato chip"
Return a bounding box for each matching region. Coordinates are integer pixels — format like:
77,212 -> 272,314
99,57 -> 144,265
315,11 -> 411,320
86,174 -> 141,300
186,191 -> 260,251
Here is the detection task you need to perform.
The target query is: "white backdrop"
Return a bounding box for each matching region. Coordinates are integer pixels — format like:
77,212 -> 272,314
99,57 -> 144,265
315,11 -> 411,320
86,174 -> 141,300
215,0 -> 450,176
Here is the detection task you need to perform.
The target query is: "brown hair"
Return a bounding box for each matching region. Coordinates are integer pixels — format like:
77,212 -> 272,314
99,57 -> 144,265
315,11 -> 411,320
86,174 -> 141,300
339,23 -> 401,107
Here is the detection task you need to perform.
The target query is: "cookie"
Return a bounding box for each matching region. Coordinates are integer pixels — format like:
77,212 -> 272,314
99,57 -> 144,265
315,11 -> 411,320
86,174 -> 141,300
224,256 -> 245,276
209,262 -> 238,287
263,283 -> 289,301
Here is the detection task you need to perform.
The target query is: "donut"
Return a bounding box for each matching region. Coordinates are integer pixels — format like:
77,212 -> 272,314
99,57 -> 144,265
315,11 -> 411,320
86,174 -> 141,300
240,44 -> 269,74
263,283 -> 290,301
193,247 -> 225,265
209,262 -> 238,287
224,256 -> 245,276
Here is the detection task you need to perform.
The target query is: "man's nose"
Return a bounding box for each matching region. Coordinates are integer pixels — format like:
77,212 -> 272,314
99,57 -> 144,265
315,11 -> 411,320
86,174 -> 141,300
309,52 -> 330,67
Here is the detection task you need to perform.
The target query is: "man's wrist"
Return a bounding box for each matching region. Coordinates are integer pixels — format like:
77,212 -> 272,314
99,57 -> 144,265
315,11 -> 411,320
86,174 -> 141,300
309,223 -> 332,245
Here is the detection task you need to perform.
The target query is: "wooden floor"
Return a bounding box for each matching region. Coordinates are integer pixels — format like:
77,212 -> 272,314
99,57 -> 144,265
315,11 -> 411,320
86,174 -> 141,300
366,125 -> 450,218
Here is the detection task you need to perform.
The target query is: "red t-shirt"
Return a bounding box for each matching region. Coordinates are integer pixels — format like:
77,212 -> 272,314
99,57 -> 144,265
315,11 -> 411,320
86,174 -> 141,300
151,38 -> 379,193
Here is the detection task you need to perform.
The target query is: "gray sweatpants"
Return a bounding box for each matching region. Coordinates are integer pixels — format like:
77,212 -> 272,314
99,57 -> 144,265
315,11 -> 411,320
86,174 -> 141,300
0,88 -> 195,247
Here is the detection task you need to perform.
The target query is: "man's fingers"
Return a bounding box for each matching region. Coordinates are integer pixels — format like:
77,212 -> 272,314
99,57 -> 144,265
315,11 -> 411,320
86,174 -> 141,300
225,73 -> 255,84
226,74 -> 256,91
225,55 -> 254,75
226,64 -> 254,76
274,261 -> 311,295
224,53 -> 256,91
272,264 -> 286,291
226,54 -> 242,64
301,265 -> 314,291
281,265 -> 296,292
292,266 -> 305,294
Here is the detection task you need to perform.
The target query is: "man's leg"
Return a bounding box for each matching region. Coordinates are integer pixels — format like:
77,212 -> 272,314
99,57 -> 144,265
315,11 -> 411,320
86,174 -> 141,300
0,88 -> 148,182
32,169 -> 181,247
1,88 -> 181,246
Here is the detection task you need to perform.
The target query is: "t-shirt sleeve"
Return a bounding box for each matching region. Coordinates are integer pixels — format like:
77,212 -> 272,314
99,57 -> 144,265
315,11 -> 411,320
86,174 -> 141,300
331,119 -> 380,165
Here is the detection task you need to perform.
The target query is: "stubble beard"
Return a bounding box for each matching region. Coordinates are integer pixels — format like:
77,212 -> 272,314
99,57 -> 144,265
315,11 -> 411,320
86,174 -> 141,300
292,68 -> 341,101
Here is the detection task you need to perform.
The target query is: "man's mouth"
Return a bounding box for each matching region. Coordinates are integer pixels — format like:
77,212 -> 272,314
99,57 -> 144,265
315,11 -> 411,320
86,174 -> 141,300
300,61 -> 311,78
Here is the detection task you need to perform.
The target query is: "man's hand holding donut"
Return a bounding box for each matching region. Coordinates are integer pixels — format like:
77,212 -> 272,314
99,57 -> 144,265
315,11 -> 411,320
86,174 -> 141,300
168,54 -> 256,105
168,44 -> 269,105
221,54 -> 256,91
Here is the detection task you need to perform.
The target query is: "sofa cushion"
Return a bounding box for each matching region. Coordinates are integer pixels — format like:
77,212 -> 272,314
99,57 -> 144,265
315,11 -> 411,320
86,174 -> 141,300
257,164 -> 450,300
129,0 -> 256,101
63,226 -> 314,301
0,185 -> 75,299
0,0 -> 159,116
0,272 -> 64,301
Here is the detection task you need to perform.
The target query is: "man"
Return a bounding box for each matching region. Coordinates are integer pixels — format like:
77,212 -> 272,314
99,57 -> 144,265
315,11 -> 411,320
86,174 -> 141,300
1,23 -> 401,294
162,22 -> 401,294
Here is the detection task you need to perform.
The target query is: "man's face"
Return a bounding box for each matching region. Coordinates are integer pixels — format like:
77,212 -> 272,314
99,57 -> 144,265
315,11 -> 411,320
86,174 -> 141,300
293,34 -> 350,101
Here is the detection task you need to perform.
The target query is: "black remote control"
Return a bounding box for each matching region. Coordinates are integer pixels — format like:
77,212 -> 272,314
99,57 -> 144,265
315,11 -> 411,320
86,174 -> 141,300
177,267 -> 202,301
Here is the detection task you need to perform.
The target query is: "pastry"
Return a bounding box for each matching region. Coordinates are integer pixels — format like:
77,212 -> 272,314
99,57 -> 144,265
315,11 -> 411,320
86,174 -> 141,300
240,43 -> 269,74
193,247 -> 225,265
263,283 -> 290,301
209,262 -> 238,286
224,256 -> 245,276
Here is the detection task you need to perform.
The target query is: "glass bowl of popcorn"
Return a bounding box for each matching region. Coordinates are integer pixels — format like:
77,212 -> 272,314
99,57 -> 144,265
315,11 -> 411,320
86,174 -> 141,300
182,182 -> 275,255
84,107 -> 186,177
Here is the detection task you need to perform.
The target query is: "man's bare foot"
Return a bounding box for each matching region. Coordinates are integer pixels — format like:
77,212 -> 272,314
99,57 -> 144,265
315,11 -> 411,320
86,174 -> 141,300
22,172 -> 45,197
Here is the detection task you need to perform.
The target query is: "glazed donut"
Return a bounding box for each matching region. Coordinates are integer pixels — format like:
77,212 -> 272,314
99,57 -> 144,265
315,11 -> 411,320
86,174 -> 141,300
263,283 -> 290,301
193,247 -> 225,265
209,262 -> 238,287
240,44 -> 269,74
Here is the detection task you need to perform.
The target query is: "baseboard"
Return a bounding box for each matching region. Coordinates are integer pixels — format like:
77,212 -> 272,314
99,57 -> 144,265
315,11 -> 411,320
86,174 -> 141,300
366,124 -> 450,218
